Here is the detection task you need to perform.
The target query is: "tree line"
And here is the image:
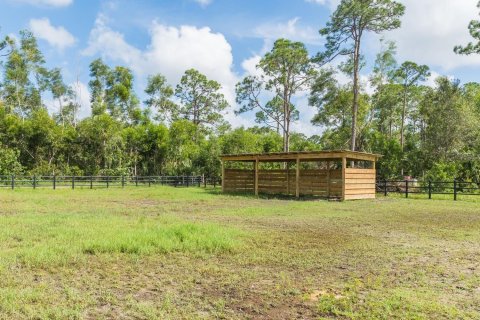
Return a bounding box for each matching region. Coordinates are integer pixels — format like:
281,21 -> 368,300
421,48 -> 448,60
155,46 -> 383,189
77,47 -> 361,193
1,0 -> 480,183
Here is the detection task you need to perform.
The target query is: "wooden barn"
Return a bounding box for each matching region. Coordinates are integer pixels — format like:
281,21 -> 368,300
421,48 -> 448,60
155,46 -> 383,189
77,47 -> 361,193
220,150 -> 381,201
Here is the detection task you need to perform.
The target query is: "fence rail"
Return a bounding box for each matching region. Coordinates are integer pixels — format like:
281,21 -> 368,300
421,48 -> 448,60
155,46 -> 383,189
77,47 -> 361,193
376,180 -> 480,201
0,175 -> 222,190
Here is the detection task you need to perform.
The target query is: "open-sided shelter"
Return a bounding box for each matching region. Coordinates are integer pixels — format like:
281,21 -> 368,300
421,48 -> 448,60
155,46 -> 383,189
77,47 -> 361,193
220,150 -> 381,201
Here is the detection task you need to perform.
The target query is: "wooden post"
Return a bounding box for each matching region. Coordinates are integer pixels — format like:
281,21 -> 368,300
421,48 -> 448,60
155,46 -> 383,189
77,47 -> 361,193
221,160 -> 225,192
454,179 -> 457,201
342,157 -> 347,201
286,162 -> 290,195
326,161 -> 331,198
254,158 -> 259,196
295,157 -> 300,198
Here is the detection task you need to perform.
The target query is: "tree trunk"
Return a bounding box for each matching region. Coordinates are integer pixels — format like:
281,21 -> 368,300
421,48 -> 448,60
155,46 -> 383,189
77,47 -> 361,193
400,86 -> 407,151
351,39 -> 361,152
283,97 -> 288,153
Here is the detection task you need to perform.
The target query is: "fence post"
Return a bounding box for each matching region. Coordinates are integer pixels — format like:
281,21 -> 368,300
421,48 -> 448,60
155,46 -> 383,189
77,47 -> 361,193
405,180 -> 409,198
186,176 -> 189,187
428,180 -> 432,199
148,177 -> 151,187
383,179 -> 387,197
72,176 -> 75,190
198,176 -> 201,187
122,175 -> 125,188
106,176 -> 109,188
454,179 -> 457,201
33,175 -> 36,189
135,176 -> 138,187
11,175 -> 14,190
53,175 -> 56,190
90,176 -> 93,189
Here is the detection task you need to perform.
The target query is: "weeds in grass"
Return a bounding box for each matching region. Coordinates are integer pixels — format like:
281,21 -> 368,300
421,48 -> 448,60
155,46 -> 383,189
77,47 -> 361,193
0,213 -> 240,269
0,187 -> 479,319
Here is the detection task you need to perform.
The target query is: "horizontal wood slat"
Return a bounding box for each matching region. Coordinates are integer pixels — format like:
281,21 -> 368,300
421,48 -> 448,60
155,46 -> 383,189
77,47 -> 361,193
345,173 -> 376,179
345,183 -> 376,190
345,168 -> 376,174
344,194 -> 376,200
345,188 -> 376,195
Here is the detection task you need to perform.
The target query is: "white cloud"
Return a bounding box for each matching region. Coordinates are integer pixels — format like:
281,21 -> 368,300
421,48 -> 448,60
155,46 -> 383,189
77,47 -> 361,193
384,0 -> 480,71
83,15 -> 255,127
72,81 -> 91,119
194,0 -> 212,7
254,17 -> 321,45
29,18 -> 76,51
241,54 -> 262,77
14,0 -> 72,7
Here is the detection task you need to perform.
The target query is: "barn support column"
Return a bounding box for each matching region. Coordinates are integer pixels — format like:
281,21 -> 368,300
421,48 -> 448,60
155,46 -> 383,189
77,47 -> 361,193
327,161 -> 331,198
221,160 -> 225,192
341,157 -> 347,201
286,162 -> 290,195
254,158 -> 259,196
295,157 -> 300,198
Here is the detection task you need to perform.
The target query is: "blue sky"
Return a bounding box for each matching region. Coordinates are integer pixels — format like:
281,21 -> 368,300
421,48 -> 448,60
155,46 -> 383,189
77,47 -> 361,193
1,0 -> 480,135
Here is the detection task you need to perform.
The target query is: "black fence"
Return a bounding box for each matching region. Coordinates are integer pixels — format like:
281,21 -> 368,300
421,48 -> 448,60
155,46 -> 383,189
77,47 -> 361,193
0,175 -> 222,190
376,180 -> 480,201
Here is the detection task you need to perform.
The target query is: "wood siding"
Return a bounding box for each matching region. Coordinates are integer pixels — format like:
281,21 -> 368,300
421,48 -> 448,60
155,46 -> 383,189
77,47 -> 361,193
223,169 -> 255,193
224,168 -> 343,198
344,168 -> 376,200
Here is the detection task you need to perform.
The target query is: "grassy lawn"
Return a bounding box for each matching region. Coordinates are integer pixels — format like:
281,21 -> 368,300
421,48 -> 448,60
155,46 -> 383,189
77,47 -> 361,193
0,187 -> 479,319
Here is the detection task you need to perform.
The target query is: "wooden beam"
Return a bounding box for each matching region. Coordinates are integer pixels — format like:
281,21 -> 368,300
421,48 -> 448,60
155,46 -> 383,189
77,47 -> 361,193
254,158 -> 259,196
220,150 -> 381,163
221,160 -> 225,192
342,157 -> 347,201
296,157 -> 300,198
286,162 -> 290,195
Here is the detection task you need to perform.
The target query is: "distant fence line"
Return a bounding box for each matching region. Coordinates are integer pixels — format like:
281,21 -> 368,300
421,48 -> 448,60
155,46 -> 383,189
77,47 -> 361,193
2,175 -> 479,201
0,175 -> 222,190
376,180 -> 480,201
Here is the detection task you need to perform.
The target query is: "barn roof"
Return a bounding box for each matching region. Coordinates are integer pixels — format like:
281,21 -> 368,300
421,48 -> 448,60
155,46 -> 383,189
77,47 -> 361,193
220,150 -> 382,162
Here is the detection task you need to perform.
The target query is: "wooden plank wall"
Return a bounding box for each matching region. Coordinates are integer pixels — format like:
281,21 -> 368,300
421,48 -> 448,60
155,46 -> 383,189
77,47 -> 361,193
300,169 -> 342,198
224,168 -> 343,198
258,169 -> 296,195
223,169 -> 255,193
344,168 -> 376,200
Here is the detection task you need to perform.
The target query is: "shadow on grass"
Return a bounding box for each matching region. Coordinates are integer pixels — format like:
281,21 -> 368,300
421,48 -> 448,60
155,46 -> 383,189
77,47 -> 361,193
202,187 -> 340,202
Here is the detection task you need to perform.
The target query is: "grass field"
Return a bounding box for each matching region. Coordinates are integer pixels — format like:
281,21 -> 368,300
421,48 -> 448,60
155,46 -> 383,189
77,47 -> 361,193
0,187 -> 479,319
